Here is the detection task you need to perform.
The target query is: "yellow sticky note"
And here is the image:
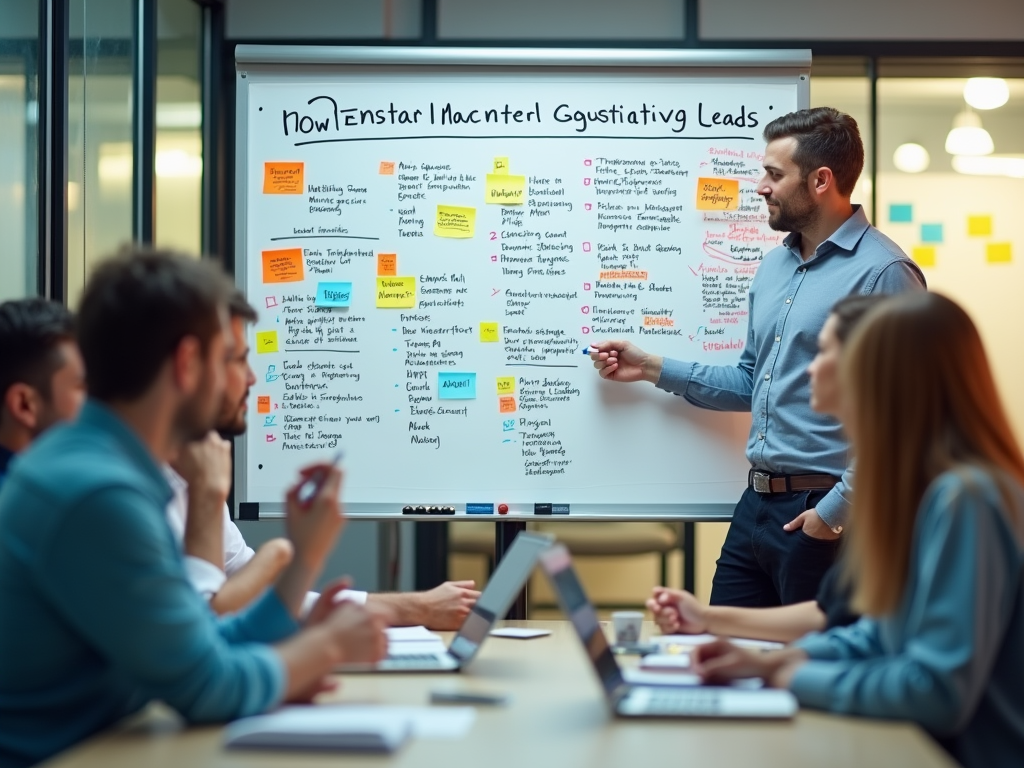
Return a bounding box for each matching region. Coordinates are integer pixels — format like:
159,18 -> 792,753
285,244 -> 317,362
434,205 -> 476,238
480,322 -> 499,342
256,331 -> 279,354
376,276 -> 416,308
968,215 -> 993,236
987,242 -> 1012,263
496,376 -> 515,395
493,157 -> 509,174
485,174 -> 526,205
263,162 -> 304,194
912,246 -> 936,268
696,177 -> 740,210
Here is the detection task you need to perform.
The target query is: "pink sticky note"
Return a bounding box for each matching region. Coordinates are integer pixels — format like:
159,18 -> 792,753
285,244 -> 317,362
583,282 -> 591,290
265,296 -> 278,308
584,203 -> 592,211
584,159 -> 592,166
490,254 -> 497,262
582,242 -> 591,252
581,306 -> 590,314
584,178 -> 591,186
581,327 -> 590,335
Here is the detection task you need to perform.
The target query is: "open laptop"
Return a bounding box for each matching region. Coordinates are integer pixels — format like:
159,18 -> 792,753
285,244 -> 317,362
340,531 -> 553,673
539,543 -> 798,719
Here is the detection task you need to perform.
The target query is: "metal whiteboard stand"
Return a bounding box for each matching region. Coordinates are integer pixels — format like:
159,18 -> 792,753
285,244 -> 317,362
398,506 -> 734,620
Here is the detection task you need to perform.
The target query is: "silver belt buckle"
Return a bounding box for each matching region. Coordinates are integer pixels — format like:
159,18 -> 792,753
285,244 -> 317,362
752,471 -> 771,494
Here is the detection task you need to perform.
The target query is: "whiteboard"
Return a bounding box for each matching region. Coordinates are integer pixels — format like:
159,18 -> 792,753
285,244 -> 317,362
234,47 -> 810,517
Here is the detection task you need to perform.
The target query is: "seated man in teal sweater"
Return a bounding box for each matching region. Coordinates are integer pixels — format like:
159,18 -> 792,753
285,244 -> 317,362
0,249 -> 387,768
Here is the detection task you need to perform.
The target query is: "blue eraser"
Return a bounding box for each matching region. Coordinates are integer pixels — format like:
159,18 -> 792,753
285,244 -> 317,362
466,503 -> 495,515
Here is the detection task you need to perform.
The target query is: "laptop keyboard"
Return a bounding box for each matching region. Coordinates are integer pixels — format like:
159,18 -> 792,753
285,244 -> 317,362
383,654 -> 451,669
633,688 -> 722,715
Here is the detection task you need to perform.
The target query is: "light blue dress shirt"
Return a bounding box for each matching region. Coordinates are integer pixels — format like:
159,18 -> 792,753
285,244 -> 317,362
0,401 -> 298,768
656,206 -> 925,527
791,467 -> 1024,768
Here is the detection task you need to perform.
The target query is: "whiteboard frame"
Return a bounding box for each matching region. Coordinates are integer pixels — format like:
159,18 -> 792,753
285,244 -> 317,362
233,46 -> 811,520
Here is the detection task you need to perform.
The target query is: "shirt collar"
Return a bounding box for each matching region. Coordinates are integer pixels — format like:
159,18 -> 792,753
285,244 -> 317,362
79,400 -> 173,502
783,204 -> 871,258
0,443 -> 14,477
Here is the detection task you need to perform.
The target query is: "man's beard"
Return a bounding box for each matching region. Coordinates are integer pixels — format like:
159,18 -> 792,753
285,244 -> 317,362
765,184 -> 817,233
216,390 -> 249,438
176,391 -> 220,443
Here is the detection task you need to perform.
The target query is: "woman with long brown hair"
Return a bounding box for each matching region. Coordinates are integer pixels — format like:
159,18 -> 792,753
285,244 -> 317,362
693,292 -> 1024,768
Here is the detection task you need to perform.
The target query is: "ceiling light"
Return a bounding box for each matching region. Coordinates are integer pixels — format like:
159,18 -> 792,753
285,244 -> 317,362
952,154 -> 1024,179
945,111 -> 994,156
963,78 -> 1009,110
893,143 -> 930,173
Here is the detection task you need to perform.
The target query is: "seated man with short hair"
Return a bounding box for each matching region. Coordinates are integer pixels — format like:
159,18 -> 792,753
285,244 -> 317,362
166,290 -> 481,629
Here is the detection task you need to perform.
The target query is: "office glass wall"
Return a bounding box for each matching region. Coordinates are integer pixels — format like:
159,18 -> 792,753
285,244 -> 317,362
0,1 -> 39,300
67,0 -> 134,305
156,0 -> 202,255
877,70 -> 1024,441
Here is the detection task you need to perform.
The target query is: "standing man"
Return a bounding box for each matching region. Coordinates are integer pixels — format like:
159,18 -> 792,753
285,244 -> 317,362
591,107 -> 925,607
0,299 -> 85,482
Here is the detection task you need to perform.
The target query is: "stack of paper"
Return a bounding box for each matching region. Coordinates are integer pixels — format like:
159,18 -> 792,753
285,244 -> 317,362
386,625 -> 447,657
224,704 -> 476,753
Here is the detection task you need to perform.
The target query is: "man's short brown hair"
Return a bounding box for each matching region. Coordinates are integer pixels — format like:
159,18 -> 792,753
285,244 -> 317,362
763,107 -> 865,196
78,248 -> 234,402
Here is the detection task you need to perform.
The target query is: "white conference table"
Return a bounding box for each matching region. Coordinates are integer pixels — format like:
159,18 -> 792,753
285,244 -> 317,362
42,621 -> 957,768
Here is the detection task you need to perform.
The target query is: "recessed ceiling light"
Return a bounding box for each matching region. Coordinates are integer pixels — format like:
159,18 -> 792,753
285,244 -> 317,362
893,143 -> 930,173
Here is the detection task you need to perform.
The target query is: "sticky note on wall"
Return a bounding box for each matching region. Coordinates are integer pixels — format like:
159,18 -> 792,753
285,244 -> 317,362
376,276 -> 416,308
968,215 -> 993,236
316,282 -> 352,307
438,372 -> 477,400
257,395 -> 271,414
499,396 -> 517,413
262,248 -> 304,283
912,246 -> 936,268
920,224 -> 943,244
987,243 -> 1012,263
377,253 -> 397,276
888,204 -> 913,223
379,161 -> 395,175
485,174 -> 526,205
434,205 -> 476,238
695,178 -> 739,211
479,322 -> 499,342
263,162 -> 304,194
493,157 -> 509,174
256,331 -> 279,353
496,376 -> 515,395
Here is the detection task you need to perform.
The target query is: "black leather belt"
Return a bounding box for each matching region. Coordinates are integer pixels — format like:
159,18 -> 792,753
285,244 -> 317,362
748,469 -> 840,494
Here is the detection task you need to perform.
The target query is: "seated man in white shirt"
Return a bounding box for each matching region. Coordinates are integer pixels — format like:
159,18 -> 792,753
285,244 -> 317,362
166,291 -> 481,630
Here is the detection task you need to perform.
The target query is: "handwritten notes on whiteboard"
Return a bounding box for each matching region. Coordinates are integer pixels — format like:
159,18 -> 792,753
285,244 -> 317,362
696,178 -> 739,210
256,330 -> 279,354
434,205 -> 476,238
438,372 -> 477,399
376,276 -> 416,308
262,248 -> 304,283
263,162 -> 304,194
315,282 -> 352,307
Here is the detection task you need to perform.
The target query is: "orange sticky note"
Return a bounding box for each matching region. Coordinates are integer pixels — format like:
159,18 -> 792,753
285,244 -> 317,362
499,396 -> 517,413
257,395 -> 271,414
987,242 -> 1012,263
379,161 -> 395,175
696,178 -> 740,211
912,246 -> 936,268
262,248 -> 305,283
263,162 -> 304,194
377,253 -> 397,276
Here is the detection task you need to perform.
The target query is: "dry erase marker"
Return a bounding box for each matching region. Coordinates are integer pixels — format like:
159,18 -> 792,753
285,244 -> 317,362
296,450 -> 344,506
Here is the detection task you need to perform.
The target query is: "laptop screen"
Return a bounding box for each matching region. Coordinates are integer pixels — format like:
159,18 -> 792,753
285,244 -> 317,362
539,545 -> 626,697
448,532 -> 553,664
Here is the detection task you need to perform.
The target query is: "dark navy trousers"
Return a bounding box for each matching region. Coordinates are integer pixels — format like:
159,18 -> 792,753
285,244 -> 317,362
709,487 -> 841,607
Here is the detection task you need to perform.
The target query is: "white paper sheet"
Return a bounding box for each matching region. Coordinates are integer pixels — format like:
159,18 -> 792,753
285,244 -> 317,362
386,626 -> 443,642
654,634 -> 784,651
489,628 -> 552,639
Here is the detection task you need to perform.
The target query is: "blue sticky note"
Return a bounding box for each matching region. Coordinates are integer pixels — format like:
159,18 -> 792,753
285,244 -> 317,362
315,281 -> 352,307
438,372 -> 476,400
920,223 -> 943,243
889,204 -> 913,223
